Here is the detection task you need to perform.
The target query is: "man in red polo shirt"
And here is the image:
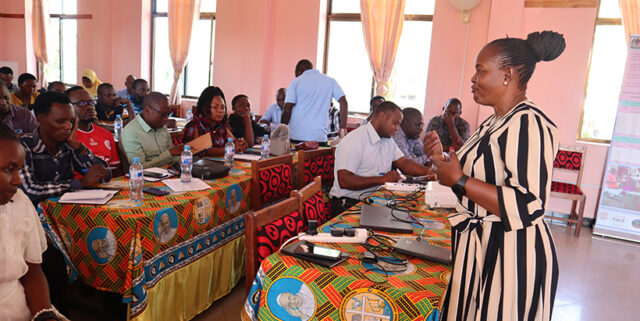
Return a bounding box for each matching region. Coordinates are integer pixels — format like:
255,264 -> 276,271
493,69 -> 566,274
67,86 -> 122,176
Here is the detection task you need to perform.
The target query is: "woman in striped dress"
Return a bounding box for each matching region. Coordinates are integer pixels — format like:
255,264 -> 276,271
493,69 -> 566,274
424,31 -> 566,321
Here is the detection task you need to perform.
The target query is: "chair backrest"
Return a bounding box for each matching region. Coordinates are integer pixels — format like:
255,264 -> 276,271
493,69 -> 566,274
170,130 -> 184,146
296,147 -> 335,189
293,176 -> 329,225
553,145 -> 587,186
251,154 -> 294,211
245,195 -> 302,293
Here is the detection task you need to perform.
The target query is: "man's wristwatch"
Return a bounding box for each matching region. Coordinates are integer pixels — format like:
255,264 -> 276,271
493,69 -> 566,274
451,174 -> 469,198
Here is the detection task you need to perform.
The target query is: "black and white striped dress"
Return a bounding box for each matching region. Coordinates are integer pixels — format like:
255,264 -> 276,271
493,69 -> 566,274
440,101 -> 559,321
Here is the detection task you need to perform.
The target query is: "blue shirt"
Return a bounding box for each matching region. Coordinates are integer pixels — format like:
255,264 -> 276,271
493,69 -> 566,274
285,69 -> 345,142
261,103 -> 283,130
392,127 -> 429,165
115,88 -> 128,99
330,123 -> 404,199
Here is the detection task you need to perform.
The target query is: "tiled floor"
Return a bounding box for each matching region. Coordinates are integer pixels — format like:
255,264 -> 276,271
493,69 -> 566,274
194,224 -> 640,321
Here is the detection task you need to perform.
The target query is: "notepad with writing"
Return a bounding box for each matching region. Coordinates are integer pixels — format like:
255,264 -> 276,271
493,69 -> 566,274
58,189 -> 117,205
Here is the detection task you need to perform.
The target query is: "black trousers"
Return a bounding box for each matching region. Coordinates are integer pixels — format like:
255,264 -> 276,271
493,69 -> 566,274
290,139 -> 329,147
330,196 -> 360,217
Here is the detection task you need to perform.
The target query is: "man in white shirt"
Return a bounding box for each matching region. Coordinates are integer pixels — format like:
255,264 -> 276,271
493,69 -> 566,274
115,75 -> 136,99
330,102 -> 433,216
259,88 -> 286,130
282,59 -> 348,144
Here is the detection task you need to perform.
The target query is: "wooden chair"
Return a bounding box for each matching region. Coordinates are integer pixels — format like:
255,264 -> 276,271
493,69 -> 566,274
251,154 -> 294,211
117,139 -> 130,174
296,147 -> 335,189
547,145 -> 587,237
244,195 -> 304,293
293,176 -> 330,225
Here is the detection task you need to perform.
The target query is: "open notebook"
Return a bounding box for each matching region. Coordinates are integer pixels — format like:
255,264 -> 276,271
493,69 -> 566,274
58,189 -> 117,205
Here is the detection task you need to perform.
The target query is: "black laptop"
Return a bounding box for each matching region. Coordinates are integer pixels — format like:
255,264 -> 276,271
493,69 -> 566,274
359,204 -> 414,234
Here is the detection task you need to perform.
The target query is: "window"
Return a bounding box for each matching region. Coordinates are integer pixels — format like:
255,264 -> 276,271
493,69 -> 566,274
45,0 -> 78,84
579,0 -> 626,142
151,0 -> 216,98
324,0 -> 435,113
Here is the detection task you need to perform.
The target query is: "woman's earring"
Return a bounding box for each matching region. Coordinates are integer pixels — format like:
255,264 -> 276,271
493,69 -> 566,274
503,81 -> 508,85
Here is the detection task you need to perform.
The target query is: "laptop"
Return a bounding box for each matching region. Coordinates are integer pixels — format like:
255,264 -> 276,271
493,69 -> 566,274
359,204 -> 414,234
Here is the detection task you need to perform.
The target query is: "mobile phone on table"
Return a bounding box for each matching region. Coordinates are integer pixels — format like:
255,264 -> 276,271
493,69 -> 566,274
143,171 -> 170,179
292,241 -> 343,261
143,187 -> 169,196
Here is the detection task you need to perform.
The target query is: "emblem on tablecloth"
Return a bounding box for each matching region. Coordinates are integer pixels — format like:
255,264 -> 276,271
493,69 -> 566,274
58,226 -> 73,253
226,184 -> 242,214
87,226 -> 117,264
194,196 -> 213,225
340,288 -> 397,321
266,277 -> 316,320
154,208 -> 178,244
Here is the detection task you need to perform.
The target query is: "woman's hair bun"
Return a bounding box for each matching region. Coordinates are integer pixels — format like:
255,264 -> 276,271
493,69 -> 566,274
526,31 -> 566,62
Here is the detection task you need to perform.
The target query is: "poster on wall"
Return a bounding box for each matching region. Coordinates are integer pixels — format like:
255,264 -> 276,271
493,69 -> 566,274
593,34 -> 640,243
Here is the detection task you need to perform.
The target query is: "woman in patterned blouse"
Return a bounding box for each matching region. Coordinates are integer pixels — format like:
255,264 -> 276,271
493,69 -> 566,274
182,86 -> 248,156
425,31 -> 565,321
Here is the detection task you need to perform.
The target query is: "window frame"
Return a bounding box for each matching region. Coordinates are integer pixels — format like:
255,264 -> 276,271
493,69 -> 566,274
577,1 -> 623,143
150,2 -> 216,99
323,0 -> 434,116
47,13 -> 90,84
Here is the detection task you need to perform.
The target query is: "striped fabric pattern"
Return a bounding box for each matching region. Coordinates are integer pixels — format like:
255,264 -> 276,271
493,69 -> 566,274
440,101 -> 560,321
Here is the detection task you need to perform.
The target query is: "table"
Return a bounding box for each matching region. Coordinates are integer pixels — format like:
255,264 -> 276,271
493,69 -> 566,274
39,162 -> 252,321
242,190 -> 453,321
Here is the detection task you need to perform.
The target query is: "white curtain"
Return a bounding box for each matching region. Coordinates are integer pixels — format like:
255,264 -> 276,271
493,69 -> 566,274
32,0 -> 49,88
168,0 -> 201,105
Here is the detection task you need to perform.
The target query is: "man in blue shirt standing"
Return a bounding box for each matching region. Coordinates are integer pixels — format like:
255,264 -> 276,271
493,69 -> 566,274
281,59 -> 348,144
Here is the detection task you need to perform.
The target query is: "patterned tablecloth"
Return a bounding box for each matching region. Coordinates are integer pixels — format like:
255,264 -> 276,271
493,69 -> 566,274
39,162 -> 252,319
243,190 -> 453,321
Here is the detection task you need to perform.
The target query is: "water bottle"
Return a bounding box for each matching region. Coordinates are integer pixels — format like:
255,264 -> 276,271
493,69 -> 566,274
181,145 -> 193,183
260,134 -> 270,159
185,108 -> 193,123
114,114 -> 123,142
129,157 -> 144,203
224,138 -> 235,168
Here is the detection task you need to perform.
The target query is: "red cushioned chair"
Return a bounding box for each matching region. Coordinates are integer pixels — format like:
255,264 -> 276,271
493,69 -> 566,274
547,145 -> 587,237
251,154 -> 294,211
294,176 -> 329,226
296,147 -> 335,189
244,195 -> 303,294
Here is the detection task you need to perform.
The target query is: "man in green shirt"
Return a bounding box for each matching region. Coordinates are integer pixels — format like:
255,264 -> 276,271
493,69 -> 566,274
122,92 -> 183,168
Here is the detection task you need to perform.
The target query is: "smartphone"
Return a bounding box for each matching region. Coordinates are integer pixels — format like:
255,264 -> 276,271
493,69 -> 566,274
143,187 -> 170,196
281,240 -> 348,268
143,171 -> 170,179
293,241 -> 342,261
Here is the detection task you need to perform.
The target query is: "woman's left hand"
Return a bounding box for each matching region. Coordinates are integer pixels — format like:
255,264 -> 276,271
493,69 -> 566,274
431,147 -> 465,187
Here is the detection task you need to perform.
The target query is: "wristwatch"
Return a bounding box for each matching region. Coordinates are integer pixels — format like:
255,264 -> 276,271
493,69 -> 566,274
451,174 -> 469,198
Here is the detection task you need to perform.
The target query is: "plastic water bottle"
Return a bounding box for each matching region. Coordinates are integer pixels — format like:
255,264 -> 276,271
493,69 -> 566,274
114,114 -> 123,142
224,138 -> 235,168
129,157 -> 144,203
185,108 -> 193,123
260,134 -> 270,159
181,145 -> 193,183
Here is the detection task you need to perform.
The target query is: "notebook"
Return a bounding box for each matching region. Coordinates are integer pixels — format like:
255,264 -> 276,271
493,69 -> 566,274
58,189 -> 117,205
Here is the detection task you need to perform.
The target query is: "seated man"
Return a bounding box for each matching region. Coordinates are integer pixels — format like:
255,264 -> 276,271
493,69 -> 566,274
425,98 -> 470,151
230,94 -> 268,145
95,83 -> 135,129
122,92 -> 184,168
330,102 -> 433,216
19,92 -> 111,204
67,86 -> 122,176
0,80 -> 38,135
116,74 -> 136,99
0,66 -> 18,93
259,88 -> 286,130
47,81 -> 66,94
11,73 -> 39,109
393,107 -> 429,165
129,78 -> 150,114
361,95 -> 385,126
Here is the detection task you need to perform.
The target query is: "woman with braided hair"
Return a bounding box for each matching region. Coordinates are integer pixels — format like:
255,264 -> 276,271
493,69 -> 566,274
424,31 -> 566,321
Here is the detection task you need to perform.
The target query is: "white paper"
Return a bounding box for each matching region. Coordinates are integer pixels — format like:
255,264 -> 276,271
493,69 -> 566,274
59,189 -> 117,205
162,178 -> 211,192
234,154 -> 262,161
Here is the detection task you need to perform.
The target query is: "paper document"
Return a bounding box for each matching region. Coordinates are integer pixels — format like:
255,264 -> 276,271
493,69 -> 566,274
187,132 -> 213,154
234,153 -> 262,161
59,189 -> 117,205
162,178 -> 211,192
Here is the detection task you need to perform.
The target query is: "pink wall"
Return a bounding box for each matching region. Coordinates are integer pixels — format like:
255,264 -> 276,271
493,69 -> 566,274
0,0 -> 37,77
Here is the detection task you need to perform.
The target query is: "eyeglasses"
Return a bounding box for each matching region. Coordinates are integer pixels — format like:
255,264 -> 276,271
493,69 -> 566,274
72,100 -> 95,107
147,105 -> 171,118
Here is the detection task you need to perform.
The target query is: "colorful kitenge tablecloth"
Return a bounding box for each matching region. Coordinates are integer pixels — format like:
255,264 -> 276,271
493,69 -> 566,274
243,191 -> 453,321
38,162 -> 252,319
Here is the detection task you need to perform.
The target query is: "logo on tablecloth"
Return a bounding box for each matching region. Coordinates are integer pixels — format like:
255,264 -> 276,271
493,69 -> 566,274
194,196 -> 213,225
340,288 -> 397,321
226,184 -> 242,214
58,226 -> 73,253
153,208 -> 178,244
87,227 -> 117,264
266,277 -> 316,321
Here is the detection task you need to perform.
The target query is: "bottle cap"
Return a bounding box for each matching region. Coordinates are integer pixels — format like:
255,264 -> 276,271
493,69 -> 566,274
133,157 -> 140,162
184,145 -> 190,150
228,138 -> 233,142
263,134 -> 268,138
